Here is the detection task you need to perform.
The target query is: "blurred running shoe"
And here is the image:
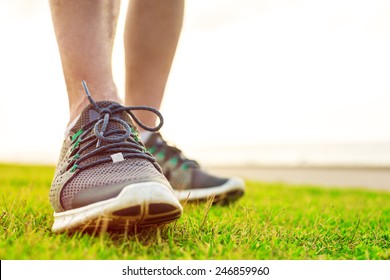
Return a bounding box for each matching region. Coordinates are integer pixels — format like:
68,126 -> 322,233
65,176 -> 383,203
145,133 -> 245,204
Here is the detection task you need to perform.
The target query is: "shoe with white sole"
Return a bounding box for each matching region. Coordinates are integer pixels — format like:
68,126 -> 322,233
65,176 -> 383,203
49,82 -> 182,233
144,133 -> 245,204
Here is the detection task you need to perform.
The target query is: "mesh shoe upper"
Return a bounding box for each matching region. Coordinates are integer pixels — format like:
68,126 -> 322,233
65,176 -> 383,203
144,133 -> 228,191
50,101 -> 169,213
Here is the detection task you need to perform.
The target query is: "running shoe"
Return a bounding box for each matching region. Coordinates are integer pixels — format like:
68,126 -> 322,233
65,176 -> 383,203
49,82 -> 182,233
144,133 -> 245,204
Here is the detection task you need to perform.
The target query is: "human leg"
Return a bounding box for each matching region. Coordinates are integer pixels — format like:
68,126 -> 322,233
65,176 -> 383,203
124,0 -> 184,129
121,0 -> 244,203
49,0 -> 122,125
122,0 -> 245,204
48,0 -> 182,233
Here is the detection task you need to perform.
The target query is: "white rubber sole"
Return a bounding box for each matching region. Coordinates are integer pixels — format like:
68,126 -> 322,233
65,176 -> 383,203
174,177 -> 245,203
52,182 -> 183,233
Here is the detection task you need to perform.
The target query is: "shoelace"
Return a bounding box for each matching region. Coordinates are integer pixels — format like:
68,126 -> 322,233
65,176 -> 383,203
67,81 -> 163,173
152,137 -> 199,171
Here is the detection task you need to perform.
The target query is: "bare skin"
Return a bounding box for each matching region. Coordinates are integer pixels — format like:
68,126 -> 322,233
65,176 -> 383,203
49,0 -> 184,128
49,0 -> 122,125
124,0 -> 184,130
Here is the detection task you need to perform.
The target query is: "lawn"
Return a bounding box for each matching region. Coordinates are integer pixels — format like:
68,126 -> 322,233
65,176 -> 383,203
0,163 -> 389,260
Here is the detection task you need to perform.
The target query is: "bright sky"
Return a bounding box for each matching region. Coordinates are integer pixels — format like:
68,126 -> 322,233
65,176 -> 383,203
1,0 -> 390,164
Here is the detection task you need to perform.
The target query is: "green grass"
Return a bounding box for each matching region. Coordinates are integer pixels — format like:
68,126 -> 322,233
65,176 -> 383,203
0,163 -> 389,260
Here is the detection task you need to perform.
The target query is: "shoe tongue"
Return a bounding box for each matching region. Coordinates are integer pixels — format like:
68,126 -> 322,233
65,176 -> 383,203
71,101 -> 126,133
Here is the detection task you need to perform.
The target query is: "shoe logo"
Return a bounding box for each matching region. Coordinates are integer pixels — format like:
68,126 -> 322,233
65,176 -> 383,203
111,152 -> 125,163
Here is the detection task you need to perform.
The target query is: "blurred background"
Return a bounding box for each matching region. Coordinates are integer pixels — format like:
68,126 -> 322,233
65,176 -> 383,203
0,0 -> 389,189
